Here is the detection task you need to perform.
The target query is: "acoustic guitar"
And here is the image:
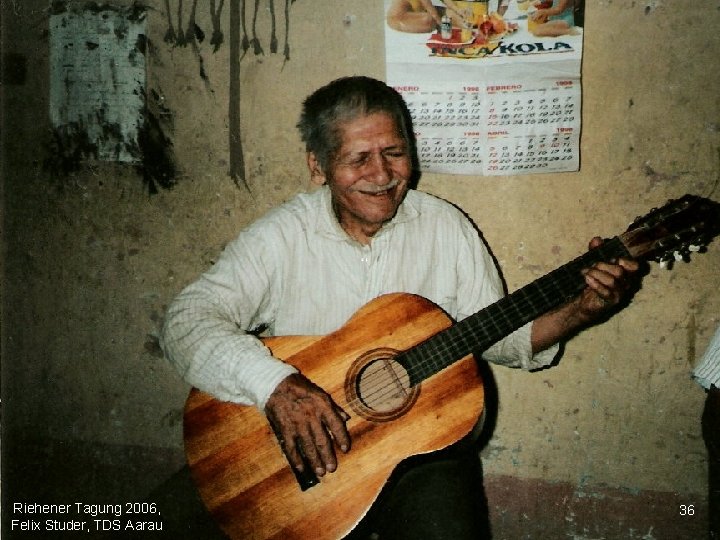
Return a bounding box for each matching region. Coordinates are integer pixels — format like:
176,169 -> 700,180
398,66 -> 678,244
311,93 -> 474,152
184,195 -> 719,540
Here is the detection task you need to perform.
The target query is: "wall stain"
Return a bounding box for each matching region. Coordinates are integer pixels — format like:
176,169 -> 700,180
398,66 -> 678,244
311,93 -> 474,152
160,408 -> 183,428
642,162 -> 685,187
209,0 -> 224,51
136,100 -> 177,193
229,0 -> 248,190
687,313 -> 696,367
144,334 -> 164,359
45,120 -> 100,176
250,0 -> 264,55
161,0 -> 302,190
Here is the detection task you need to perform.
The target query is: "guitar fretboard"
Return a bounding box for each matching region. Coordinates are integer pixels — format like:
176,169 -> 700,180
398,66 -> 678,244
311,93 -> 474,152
398,237 -> 630,385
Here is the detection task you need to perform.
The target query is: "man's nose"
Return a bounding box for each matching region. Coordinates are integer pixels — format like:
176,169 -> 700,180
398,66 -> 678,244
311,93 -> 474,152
365,153 -> 392,184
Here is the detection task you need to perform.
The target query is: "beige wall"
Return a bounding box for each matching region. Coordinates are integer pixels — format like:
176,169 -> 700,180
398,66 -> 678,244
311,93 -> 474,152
3,0 -> 719,526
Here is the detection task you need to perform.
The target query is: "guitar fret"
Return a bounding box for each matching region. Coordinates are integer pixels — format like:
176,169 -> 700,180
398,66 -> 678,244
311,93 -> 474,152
400,238 -> 629,385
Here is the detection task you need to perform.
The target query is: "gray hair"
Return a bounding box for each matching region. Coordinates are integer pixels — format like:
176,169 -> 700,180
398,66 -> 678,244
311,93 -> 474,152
297,76 -> 416,173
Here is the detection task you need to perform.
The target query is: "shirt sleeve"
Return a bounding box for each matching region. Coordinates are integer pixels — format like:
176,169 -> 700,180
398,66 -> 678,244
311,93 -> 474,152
160,223 -> 298,410
453,218 -> 559,370
693,326 -> 720,389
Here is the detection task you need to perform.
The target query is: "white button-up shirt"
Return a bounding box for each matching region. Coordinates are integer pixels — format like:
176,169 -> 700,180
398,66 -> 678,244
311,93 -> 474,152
161,187 -> 557,409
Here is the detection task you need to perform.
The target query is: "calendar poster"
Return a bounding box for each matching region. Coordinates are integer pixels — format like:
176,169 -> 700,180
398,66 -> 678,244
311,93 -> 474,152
384,0 -> 584,176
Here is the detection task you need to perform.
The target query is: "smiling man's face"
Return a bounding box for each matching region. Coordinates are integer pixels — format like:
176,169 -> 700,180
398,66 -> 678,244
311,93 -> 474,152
308,111 -> 413,244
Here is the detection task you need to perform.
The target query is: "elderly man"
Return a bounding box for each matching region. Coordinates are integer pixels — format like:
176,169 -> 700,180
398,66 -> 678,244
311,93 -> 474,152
162,76 -> 638,539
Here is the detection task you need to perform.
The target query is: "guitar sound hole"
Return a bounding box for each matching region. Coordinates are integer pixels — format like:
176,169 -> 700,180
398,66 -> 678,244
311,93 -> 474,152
345,348 -> 420,421
357,358 -> 411,413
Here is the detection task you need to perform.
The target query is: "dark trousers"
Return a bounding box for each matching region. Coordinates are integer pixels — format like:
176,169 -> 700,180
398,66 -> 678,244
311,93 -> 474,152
703,386 -> 720,540
345,438 -> 491,540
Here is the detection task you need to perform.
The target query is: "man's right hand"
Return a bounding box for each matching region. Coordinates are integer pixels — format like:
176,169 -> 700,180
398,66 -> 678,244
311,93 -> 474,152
264,373 -> 351,477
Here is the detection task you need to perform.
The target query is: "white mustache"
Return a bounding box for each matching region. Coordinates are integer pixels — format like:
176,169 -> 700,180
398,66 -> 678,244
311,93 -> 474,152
352,178 -> 400,194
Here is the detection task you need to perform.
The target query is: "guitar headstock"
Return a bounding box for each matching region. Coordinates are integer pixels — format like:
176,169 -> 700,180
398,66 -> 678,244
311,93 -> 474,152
620,194 -> 720,266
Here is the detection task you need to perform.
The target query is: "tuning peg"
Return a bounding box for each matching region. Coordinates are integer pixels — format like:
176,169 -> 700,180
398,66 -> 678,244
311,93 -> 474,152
688,244 -> 702,252
659,259 -> 671,270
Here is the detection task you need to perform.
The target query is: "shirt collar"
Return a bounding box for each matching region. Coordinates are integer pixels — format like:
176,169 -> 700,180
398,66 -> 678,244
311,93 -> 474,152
315,185 -> 420,242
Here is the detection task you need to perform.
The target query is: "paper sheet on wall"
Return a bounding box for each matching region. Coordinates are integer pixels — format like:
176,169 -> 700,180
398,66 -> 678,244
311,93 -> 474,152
384,0 -> 584,176
49,5 -> 146,163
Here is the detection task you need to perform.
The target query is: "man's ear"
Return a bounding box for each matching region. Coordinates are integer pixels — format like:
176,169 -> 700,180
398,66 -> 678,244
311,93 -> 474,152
307,152 -> 327,186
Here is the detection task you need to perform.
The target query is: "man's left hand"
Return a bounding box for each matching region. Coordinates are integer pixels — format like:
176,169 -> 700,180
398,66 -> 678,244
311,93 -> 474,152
530,236 -> 641,354
575,236 -> 640,321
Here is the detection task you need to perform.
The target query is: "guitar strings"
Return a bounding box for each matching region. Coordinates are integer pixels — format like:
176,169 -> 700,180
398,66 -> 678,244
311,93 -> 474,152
400,246 -> 609,382
345,359 -> 412,410
346,243 -> 622,411
349,260 -> 594,408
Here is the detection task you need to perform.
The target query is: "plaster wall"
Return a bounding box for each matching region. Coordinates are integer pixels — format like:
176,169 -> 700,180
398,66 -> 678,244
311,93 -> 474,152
2,0 -> 719,536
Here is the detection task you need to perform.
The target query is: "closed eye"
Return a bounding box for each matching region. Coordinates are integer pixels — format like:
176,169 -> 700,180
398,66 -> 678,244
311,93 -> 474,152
339,146 -> 408,169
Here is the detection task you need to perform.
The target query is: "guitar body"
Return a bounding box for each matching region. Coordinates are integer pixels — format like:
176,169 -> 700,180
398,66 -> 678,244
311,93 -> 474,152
184,293 -> 485,540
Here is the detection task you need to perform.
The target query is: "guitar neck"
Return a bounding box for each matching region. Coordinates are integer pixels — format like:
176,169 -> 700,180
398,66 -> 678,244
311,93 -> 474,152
400,236 -> 630,385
